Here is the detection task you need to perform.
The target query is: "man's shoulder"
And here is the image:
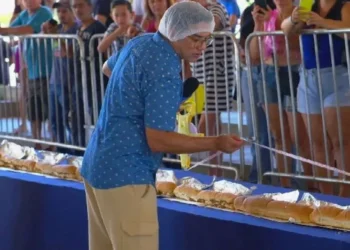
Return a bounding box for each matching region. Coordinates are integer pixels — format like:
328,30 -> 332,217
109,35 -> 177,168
118,34 -> 179,75
127,34 -> 156,57
59,22 -> 79,34
38,6 -> 53,17
93,20 -> 107,31
242,4 -> 254,17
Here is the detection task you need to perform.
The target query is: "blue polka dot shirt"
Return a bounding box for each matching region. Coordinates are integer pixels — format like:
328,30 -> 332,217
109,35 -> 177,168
80,32 -> 183,189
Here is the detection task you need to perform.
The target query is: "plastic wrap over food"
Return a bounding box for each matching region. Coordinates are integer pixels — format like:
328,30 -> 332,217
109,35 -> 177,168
298,193 -> 324,207
299,192 -> 350,209
66,155 -> 83,169
261,192 -> 281,199
23,147 -> 38,161
270,190 -> 300,203
261,190 -> 299,203
37,151 -> 65,165
156,170 -> 177,183
0,140 -> 27,159
179,177 -> 206,190
213,180 -> 252,195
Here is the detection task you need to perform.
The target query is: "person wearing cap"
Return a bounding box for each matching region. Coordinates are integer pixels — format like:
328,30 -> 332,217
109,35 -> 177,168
80,2 -> 244,250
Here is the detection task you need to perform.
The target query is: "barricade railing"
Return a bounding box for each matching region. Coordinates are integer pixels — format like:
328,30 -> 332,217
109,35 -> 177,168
0,31 -> 249,180
245,29 -> 350,195
0,34 -> 89,153
0,29 -> 349,195
88,34 -> 111,128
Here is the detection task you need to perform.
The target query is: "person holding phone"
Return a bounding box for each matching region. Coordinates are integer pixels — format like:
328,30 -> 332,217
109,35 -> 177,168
281,0 -> 350,197
239,0 -> 275,184
249,0 -> 314,189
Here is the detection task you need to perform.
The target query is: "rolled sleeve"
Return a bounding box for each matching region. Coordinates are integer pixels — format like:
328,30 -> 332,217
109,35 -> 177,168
144,77 -> 181,131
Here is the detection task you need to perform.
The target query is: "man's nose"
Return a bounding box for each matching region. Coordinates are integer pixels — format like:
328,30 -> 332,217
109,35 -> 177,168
198,42 -> 207,51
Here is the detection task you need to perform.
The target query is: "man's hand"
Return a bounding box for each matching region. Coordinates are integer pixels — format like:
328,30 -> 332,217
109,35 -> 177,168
41,21 -> 57,34
41,22 -> 49,34
215,135 -> 245,153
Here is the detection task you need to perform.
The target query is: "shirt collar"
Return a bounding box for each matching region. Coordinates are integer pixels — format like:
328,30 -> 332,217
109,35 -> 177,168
152,32 -> 181,71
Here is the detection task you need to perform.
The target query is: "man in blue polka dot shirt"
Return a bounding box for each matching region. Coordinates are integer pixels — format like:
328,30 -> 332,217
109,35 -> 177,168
81,2 -> 244,250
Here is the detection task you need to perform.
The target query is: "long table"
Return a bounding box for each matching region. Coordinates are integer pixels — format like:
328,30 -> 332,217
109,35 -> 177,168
0,169 -> 349,250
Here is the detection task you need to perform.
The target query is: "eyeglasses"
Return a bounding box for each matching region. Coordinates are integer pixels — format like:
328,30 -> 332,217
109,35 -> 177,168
188,34 -> 214,48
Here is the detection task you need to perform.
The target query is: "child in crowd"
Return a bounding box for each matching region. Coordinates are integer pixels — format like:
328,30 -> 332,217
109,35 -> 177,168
71,0 -> 106,153
43,0 -> 79,153
98,0 -> 143,53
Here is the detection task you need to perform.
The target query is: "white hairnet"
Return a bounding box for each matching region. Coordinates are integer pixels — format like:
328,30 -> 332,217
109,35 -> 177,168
158,1 -> 215,42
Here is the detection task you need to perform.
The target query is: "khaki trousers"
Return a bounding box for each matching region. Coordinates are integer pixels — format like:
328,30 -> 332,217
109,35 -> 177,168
84,181 -> 159,250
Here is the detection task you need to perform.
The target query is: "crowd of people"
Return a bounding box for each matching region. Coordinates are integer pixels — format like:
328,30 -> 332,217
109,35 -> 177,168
2,0 -> 239,160
0,0 -> 348,198
0,0 -> 349,248
239,0 -> 350,197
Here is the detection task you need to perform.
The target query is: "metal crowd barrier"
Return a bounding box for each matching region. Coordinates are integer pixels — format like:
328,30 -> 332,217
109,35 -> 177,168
0,31 -> 257,182
7,30 -> 349,190
0,34 -> 89,152
245,30 -> 350,195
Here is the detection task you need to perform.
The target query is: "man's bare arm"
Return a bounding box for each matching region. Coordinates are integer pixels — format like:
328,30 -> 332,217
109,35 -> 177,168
0,26 -> 33,35
146,128 -> 244,154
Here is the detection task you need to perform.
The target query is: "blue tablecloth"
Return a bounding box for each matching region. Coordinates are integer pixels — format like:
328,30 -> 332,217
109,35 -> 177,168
0,169 -> 350,250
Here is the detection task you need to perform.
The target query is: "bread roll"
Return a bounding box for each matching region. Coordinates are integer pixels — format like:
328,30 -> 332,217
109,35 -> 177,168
0,160 -> 6,167
265,200 -> 313,223
0,156 -> 22,169
242,196 -> 314,223
75,169 -> 83,181
174,184 -> 200,201
310,205 -> 350,230
51,164 -> 77,179
196,190 -> 218,205
234,195 -> 248,211
14,160 -> 36,172
156,181 -> 177,197
243,196 -> 273,215
35,162 -> 53,174
214,192 -> 240,210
